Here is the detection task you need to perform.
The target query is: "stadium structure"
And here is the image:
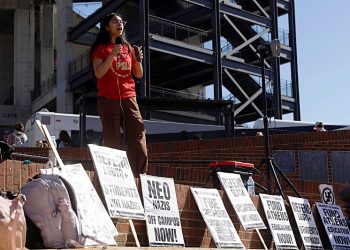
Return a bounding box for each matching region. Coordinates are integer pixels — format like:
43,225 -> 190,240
0,0 -> 300,140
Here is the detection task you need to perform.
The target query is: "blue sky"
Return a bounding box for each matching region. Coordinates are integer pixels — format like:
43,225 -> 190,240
294,0 -> 350,125
74,1 -> 350,125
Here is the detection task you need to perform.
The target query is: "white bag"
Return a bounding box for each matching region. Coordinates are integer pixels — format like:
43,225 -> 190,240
0,194 -> 27,250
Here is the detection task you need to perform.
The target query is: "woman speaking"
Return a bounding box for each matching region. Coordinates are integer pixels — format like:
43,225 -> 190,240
90,12 -> 147,177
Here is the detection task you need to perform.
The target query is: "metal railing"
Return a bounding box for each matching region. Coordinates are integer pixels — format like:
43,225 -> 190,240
69,50 -> 90,80
251,25 -> 289,46
151,86 -> 205,99
225,0 -> 238,4
280,79 -> 293,97
31,72 -> 57,102
149,15 -> 209,48
278,29 -> 289,47
251,75 -> 293,97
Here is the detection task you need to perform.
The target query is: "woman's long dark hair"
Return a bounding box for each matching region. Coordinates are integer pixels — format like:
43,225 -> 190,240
90,13 -> 130,76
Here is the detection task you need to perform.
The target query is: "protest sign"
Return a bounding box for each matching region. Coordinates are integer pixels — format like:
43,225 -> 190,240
288,196 -> 323,250
217,172 -> 266,230
191,187 -> 245,249
319,184 -> 336,205
88,144 -> 145,220
59,163 -> 118,246
316,202 -> 350,249
140,175 -> 185,247
260,194 -> 298,250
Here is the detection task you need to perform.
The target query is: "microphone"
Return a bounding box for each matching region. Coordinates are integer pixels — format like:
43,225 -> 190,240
115,36 -> 122,45
115,37 -> 122,59
115,37 -> 122,77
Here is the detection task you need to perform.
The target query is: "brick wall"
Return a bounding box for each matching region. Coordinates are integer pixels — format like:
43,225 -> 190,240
1,130 -> 350,248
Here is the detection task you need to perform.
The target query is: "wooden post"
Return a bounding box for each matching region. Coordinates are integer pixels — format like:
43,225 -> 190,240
255,228 -> 268,250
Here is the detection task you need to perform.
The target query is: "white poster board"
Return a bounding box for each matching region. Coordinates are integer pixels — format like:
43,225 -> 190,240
217,172 -> 266,230
288,196 -> 323,250
59,164 -> 118,246
316,202 -> 350,249
319,184 -> 336,205
259,194 -> 298,250
88,144 -> 145,220
191,187 -> 245,249
140,175 -> 185,247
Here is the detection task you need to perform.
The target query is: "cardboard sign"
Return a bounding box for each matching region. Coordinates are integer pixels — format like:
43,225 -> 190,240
288,196 -> 323,250
319,184 -> 336,205
191,187 -> 245,249
59,164 -> 118,246
88,144 -> 145,220
217,172 -> 266,230
140,175 -> 185,247
259,194 -> 298,250
316,202 -> 350,249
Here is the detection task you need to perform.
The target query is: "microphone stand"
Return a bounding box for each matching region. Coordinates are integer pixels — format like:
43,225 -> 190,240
253,43 -> 302,199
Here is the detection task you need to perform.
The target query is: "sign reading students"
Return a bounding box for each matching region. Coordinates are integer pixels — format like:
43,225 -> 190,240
59,164 -> 118,246
140,175 -> 185,247
88,144 -> 145,220
217,172 -> 266,230
288,196 -> 323,250
316,202 -> 350,249
191,187 -> 245,249
260,194 -> 298,250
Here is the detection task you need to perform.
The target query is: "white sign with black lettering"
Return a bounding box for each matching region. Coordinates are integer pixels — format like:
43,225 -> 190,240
140,175 -> 185,247
88,144 -> 145,220
59,164 -> 118,246
191,187 -> 245,249
259,194 -> 298,250
288,196 -> 323,250
316,202 -> 350,249
217,172 -> 266,230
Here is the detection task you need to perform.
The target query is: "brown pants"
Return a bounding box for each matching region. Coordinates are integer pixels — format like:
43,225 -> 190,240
98,96 -> 148,177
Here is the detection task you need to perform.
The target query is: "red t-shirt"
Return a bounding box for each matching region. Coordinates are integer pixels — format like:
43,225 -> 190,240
92,43 -> 137,100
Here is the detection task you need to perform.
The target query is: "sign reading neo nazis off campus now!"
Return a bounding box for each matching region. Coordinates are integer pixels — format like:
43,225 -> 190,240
191,187 -> 245,249
259,194 -> 298,250
140,175 -> 185,247
316,202 -> 350,249
88,144 -> 145,220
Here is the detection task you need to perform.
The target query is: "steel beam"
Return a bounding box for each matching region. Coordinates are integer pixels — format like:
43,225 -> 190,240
224,69 -> 263,117
270,0 -> 282,119
213,0 -> 222,100
223,14 -> 271,69
252,0 -> 270,18
289,0 -> 300,120
149,35 -> 214,64
68,0 -> 127,41
183,0 -> 213,9
220,3 -> 272,27
277,0 -> 290,11
222,57 -> 272,77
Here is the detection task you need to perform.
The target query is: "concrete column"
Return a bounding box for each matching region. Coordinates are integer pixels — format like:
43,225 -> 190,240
40,3 -> 54,81
13,2 -> 35,122
56,0 -> 73,113
0,10 -> 14,106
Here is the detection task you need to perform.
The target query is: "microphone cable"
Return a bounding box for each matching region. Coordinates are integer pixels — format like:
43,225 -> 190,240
115,37 -> 126,150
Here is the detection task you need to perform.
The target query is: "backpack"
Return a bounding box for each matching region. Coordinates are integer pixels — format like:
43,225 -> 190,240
0,194 -> 27,250
21,174 -> 81,249
0,141 -> 14,160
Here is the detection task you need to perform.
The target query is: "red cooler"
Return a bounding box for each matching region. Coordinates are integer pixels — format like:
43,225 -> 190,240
209,160 -> 254,189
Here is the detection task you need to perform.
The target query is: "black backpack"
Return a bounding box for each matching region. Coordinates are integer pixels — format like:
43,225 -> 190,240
0,141 -> 14,160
